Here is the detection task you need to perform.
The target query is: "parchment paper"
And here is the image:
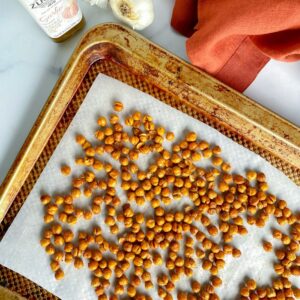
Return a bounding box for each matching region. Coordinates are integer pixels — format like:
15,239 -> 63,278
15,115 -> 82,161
0,75 -> 299,299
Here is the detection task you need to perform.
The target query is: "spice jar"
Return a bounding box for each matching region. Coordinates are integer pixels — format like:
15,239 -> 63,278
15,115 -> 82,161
18,0 -> 85,42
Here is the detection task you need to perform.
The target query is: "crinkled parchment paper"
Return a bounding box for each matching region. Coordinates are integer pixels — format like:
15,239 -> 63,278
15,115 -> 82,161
0,75 -> 299,299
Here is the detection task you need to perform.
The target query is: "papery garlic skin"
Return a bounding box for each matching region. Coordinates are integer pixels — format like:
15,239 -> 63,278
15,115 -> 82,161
109,0 -> 154,30
84,0 -> 108,8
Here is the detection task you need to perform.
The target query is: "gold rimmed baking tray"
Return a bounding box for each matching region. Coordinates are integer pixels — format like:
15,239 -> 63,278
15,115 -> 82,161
0,23 -> 299,298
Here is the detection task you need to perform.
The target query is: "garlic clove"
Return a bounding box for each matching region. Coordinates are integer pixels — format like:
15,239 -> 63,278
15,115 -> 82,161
109,0 -> 154,30
84,0 -> 108,8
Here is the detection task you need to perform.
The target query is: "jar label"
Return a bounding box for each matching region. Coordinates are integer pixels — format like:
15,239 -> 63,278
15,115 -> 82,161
19,0 -> 82,38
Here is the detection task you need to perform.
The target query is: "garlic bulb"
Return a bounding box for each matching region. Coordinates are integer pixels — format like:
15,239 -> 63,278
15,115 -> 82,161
84,0 -> 108,8
109,0 -> 154,30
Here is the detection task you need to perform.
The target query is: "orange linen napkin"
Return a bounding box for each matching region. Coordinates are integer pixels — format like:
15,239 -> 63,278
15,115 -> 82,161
171,0 -> 300,91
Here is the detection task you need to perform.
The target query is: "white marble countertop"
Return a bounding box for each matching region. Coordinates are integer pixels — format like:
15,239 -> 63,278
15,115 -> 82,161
0,0 -> 299,184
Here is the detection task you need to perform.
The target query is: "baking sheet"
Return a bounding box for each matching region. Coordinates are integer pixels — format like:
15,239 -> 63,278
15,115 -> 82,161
0,74 -> 299,299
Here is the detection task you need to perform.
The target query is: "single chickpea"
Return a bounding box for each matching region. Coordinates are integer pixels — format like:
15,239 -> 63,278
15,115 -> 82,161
143,258 -> 152,269
202,238 -> 213,250
82,210 -> 92,220
90,276 -> 101,288
95,286 -> 104,296
71,188 -> 81,199
94,130 -> 105,143
212,156 -> 223,166
207,225 -> 218,236
221,162 -> 231,172
127,285 -> 137,297
274,263 -> 284,275
45,244 -> 55,255
281,234 -> 291,245
125,116 -> 134,126
202,149 -> 212,158
40,195 -> 51,205
202,260 -> 212,271
240,287 -> 250,297
210,266 -> 218,276
293,287 -> 300,298
53,235 -> 64,246
141,270 -> 151,282
257,172 -> 266,182
166,259 -> 175,270
157,274 -> 169,286
90,250 -> 101,262
43,229 -> 55,240
64,253 -> 73,264
47,203 -> 58,215
190,151 -> 201,162
153,252 -> 163,265
185,257 -> 196,269
53,250 -> 64,262
83,146 -> 95,158
174,257 -> 184,267
74,257 -> 84,269
272,278 -> 283,290
115,283 -> 124,295
275,249 -> 285,260
66,215 -> 77,225
166,132 -> 175,141
103,268 -> 112,280
134,213 -> 144,224
131,274 -> 141,287
272,227 -> 283,239
60,165 -> 71,176
195,248 -> 205,259
158,287 -> 167,298
211,276 -> 222,287
51,223 -> 62,235
185,247 -> 194,258
165,281 -> 175,292
246,170 -> 257,181
177,291 -> 188,300
195,230 -> 205,241
88,259 -> 99,271
185,132 -> 197,142
97,116 -> 107,127
107,259 -> 116,270
133,256 -> 143,267
75,134 -> 85,145
156,126 -> 165,137
232,248 -> 241,258
64,243 -> 73,253
145,280 -> 154,290
53,196 -> 64,207
114,266 -> 123,279
62,230 -> 73,243
113,101 -> 124,112
262,241 -> 272,252
50,260 -> 60,272
191,280 -> 201,293
132,111 -> 141,121
54,268 -> 64,280
215,259 -> 225,270
291,266 -> 300,276
40,238 -> 50,248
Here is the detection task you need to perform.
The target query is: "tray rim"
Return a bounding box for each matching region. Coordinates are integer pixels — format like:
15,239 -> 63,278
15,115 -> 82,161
0,22 -> 299,223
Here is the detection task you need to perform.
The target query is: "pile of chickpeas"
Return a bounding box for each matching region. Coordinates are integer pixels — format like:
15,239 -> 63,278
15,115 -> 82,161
40,101 -> 300,300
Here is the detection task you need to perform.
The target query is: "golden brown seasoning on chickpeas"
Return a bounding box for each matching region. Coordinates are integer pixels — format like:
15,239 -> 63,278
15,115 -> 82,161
40,194 -> 51,205
54,268 -> 64,280
262,240 -> 273,252
60,165 -> 71,176
38,100 -> 300,299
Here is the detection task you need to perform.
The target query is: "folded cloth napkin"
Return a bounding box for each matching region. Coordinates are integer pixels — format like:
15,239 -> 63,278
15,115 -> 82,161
171,0 -> 300,91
